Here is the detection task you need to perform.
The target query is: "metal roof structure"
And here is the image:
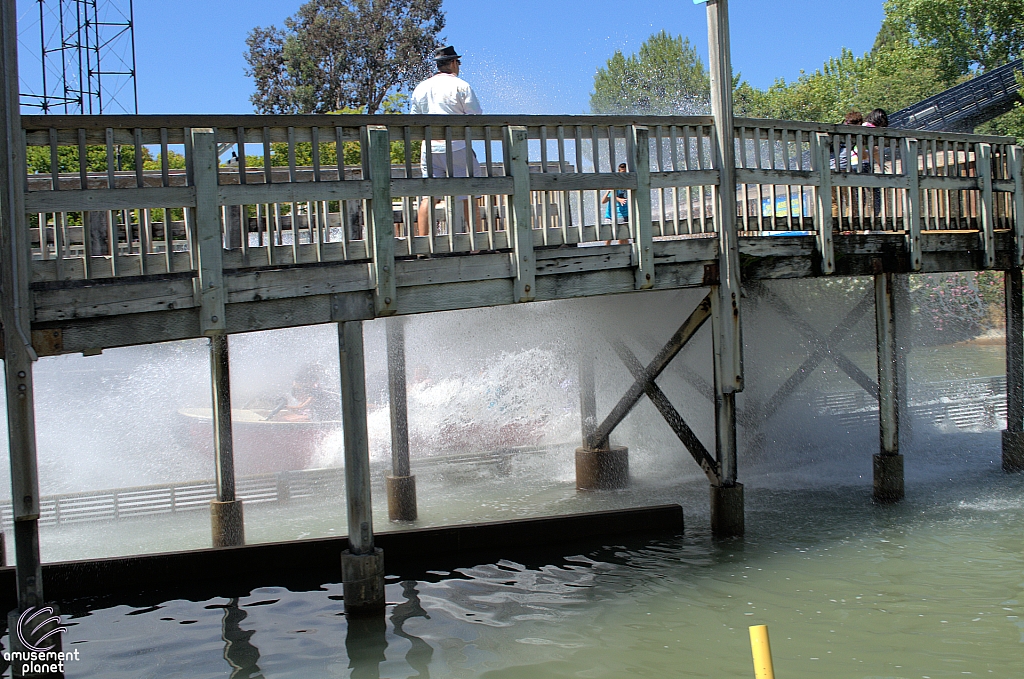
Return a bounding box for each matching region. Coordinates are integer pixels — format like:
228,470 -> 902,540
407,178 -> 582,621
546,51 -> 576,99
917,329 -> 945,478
889,59 -> 1022,132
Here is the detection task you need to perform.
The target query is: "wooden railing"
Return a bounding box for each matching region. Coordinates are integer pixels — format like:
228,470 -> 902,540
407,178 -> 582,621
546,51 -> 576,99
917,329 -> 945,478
21,114 -> 1024,288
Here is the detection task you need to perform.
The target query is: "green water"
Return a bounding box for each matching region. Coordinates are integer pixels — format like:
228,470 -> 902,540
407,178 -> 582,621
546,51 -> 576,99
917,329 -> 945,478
28,431 -> 1024,679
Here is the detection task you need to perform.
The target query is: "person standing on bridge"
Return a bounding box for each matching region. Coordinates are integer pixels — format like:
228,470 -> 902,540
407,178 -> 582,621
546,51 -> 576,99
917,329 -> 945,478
410,46 -> 483,237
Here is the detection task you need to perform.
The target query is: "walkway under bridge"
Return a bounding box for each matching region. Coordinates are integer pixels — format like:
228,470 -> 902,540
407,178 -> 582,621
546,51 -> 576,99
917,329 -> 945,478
3,110 -> 1024,617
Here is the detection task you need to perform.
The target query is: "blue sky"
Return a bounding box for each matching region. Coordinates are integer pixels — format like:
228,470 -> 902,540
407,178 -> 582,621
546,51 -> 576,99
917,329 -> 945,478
17,0 -> 887,115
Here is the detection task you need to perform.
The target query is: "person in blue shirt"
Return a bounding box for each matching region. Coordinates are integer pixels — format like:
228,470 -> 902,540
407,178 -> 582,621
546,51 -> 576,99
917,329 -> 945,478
602,163 -> 630,223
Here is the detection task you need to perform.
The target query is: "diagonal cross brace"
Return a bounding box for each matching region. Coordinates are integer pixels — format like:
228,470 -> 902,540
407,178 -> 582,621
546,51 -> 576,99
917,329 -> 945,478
637,332 -> 715,405
611,339 -> 721,483
754,284 -> 877,423
586,293 -> 713,451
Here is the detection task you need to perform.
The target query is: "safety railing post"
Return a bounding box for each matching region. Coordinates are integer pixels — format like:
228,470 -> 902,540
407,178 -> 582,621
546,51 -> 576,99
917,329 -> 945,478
504,126 -> 535,302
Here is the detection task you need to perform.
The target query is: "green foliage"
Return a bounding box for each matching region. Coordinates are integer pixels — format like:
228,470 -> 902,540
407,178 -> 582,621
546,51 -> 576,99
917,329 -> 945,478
25,144 -> 152,174
975,70 -> 1024,143
883,0 -> 1024,81
731,0 -> 1024,129
735,44 -> 944,123
245,0 -> 444,114
246,96 -> 421,169
590,31 -> 710,115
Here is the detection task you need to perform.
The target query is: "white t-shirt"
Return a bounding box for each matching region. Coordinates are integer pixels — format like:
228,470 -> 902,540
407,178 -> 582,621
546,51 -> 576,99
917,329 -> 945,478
410,73 -> 482,153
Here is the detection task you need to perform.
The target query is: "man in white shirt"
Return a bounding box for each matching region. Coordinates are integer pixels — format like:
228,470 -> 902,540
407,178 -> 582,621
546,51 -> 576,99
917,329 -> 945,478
410,46 -> 482,237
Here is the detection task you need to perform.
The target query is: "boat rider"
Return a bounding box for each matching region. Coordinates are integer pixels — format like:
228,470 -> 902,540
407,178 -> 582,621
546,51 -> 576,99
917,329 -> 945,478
278,363 -> 336,422
410,45 -> 484,237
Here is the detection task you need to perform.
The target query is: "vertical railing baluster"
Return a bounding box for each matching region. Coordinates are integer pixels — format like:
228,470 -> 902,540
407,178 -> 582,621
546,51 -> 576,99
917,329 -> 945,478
402,126 -> 414,253
670,125 -> 681,236
557,125 -> 570,244
591,125 -> 602,240
574,125 -> 585,243
814,132 -> 834,273
105,127 -> 118,276
424,124 -> 436,254
485,125 -> 496,250
335,125 -> 350,259
287,126 -> 298,262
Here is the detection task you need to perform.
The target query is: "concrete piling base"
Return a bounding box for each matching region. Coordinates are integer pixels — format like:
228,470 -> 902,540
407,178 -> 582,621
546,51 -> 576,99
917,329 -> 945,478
386,475 -> 417,522
210,500 -> 245,548
872,453 -> 904,502
575,446 -> 629,490
710,483 -> 744,537
1002,431 -> 1024,472
9,606 -> 64,678
341,548 -> 386,616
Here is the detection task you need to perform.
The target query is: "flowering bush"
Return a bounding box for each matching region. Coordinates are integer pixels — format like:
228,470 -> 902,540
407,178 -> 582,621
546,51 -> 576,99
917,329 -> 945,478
911,272 -> 1004,344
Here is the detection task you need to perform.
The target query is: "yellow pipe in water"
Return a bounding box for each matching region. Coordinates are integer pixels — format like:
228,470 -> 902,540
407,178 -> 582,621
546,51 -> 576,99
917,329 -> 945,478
749,624 -> 775,679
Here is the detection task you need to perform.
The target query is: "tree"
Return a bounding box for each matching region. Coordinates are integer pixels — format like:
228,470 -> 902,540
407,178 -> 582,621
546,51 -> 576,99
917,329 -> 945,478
590,31 -> 710,115
883,0 -> 1024,81
735,44 -> 944,123
245,0 -> 444,114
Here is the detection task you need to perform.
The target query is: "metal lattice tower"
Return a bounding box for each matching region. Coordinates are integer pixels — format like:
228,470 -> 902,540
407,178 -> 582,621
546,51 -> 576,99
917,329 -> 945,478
19,0 -> 137,114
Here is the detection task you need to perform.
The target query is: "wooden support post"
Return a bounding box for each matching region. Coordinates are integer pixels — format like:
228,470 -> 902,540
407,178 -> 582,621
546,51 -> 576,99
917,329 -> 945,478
631,126 -> 654,289
504,126 -> 535,302
901,139 -> 922,271
385,317 -> 416,521
192,128 -> 226,335
578,338 -> 597,446
367,126 -> 397,316
874,273 -> 904,501
1012,146 -> 1024,269
0,0 -> 45,616
1003,269 -> 1024,471
707,0 -> 743,396
813,133 -> 834,274
894,274 -> 912,448
707,0 -> 744,537
339,320 -> 385,616
209,333 -> 244,547
977,143 -> 995,269
711,285 -> 743,536
574,334 -> 628,489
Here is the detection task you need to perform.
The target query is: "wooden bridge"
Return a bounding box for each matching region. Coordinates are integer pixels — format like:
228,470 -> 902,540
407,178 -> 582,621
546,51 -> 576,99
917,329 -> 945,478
2,0 -> 1024,623
4,109 -> 1024,615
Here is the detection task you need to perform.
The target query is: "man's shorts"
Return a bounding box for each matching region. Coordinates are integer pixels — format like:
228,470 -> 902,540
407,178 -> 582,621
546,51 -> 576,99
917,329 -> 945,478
421,146 -> 481,201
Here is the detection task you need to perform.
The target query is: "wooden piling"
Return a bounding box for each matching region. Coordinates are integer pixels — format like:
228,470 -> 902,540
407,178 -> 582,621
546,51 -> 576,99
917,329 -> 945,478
874,273 -> 904,501
578,340 -> 597,445
1003,269 -> 1024,471
339,320 -> 385,615
209,333 -> 244,547
706,0 -> 745,536
0,0 -> 45,612
711,287 -> 744,536
894,274 -> 912,448
385,317 -> 417,521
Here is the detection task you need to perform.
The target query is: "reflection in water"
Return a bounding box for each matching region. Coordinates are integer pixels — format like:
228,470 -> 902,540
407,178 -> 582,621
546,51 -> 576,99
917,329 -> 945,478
221,598 -> 264,679
344,581 -> 435,678
345,614 -> 388,679
391,581 -> 433,678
